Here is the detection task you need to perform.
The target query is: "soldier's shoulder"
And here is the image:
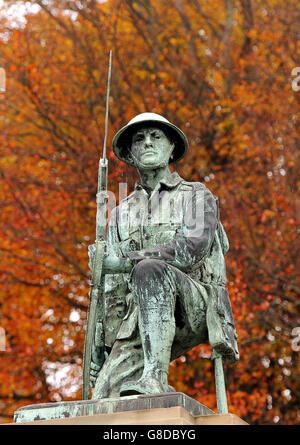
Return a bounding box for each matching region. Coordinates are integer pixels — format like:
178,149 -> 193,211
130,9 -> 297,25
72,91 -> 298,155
179,179 -> 201,190
179,179 -> 214,195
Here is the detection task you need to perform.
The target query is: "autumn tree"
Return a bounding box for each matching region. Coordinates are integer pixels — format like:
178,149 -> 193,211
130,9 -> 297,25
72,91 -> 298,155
0,0 -> 299,424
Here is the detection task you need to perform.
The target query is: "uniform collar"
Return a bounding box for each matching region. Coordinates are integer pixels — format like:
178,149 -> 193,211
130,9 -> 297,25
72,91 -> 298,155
134,171 -> 183,192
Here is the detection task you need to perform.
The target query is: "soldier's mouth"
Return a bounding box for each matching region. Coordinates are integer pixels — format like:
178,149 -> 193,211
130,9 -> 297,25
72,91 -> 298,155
142,150 -> 156,155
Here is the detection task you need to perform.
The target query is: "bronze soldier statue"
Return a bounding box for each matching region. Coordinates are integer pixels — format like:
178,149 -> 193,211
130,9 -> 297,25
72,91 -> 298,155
88,113 -> 239,399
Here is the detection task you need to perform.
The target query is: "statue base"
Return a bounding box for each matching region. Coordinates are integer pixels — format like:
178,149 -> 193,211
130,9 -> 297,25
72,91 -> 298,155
12,392 -> 247,425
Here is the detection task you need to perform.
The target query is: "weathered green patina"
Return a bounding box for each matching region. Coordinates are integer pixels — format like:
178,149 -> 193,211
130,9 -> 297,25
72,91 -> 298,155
14,392 -> 215,423
88,113 -> 239,406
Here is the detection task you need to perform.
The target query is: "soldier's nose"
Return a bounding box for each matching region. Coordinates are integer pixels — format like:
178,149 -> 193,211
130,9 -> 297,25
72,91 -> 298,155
144,135 -> 153,147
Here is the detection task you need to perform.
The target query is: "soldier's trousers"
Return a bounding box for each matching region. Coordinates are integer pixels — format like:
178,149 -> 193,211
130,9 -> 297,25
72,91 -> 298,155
92,259 -> 209,399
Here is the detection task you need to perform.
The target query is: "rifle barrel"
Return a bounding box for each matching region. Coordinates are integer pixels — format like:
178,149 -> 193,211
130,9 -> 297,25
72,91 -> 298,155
102,50 -> 112,161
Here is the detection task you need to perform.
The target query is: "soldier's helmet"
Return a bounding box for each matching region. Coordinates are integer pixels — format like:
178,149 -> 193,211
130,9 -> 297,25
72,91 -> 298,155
112,113 -> 188,166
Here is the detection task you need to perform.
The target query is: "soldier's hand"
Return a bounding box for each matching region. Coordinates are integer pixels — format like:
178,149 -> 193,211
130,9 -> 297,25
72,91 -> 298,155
90,344 -> 107,388
89,245 -> 133,274
90,361 -> 101,388
102,254 -> 133,274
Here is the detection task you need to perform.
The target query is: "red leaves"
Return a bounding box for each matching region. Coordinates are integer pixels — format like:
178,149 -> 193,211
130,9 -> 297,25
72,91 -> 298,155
0,0 -> 298,425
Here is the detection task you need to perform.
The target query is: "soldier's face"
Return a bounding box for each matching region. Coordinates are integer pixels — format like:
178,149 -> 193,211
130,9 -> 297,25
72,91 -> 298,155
130,126 -> 174,169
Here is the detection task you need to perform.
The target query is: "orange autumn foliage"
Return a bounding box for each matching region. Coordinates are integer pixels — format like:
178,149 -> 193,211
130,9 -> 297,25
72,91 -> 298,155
0,0 -> 299,424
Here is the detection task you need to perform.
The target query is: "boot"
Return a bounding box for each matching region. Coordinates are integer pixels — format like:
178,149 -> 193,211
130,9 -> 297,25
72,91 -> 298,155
120,304 -> 175,397
119,372 -> 175,396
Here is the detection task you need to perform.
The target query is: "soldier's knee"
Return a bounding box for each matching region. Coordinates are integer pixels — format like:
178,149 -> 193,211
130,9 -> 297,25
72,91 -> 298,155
132,259 -> 166,284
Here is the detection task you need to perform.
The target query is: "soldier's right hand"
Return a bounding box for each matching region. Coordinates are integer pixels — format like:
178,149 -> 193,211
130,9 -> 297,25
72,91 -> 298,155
90,361 -> 101,388
90,344 -> 107,388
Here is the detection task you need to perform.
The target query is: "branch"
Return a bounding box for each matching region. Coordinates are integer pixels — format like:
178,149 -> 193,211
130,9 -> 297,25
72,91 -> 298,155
189,0 -> 222,39
221,0 -> 236,93
239,0 -> 254,57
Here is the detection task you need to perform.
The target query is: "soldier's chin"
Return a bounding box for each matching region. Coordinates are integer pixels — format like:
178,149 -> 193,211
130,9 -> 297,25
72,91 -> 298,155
137,158 -> 168,170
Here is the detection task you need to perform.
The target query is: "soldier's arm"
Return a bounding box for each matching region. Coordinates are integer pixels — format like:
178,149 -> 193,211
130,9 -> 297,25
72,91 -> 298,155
88,206 -> 133,275
125,185 -> 218,272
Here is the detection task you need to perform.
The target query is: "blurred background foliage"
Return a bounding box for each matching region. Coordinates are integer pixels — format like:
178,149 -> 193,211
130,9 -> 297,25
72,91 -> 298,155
0,0 -> 299,424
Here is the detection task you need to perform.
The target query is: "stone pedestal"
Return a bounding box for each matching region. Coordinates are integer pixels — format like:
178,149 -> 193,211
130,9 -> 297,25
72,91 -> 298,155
12,392 -> 247,425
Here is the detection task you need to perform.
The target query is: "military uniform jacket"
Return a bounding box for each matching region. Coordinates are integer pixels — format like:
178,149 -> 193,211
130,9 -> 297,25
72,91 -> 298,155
90,172 -> 239,364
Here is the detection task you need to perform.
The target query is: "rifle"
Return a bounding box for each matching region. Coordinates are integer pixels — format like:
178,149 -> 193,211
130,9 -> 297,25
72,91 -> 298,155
82,50 -> 112,400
